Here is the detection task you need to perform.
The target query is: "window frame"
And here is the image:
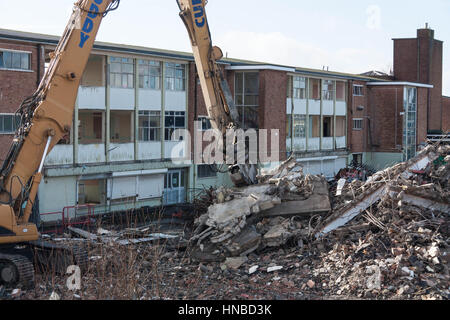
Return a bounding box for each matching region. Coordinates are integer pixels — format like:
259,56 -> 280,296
165,62 -> 186,91
138,59 -> 161,90
138,110 -> 161,142
0,114 -> 20,134
0,49 -> 32,72
164,111 -> 186,141
353,85 -> 364,97
322,79 -> 335,101
197,116 -> 212,131
234,71 -> 259,129
197,164 -> 218,179
353,118 -> 364,130
293,76 -> 307,100
109,57 -> 135,89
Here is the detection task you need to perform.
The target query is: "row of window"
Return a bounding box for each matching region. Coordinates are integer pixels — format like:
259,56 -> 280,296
0,50 -> 31,71
288,77 -> 365,100
77,111 -> 187,144
109,57 -> 186,91
287,115 -> 346,139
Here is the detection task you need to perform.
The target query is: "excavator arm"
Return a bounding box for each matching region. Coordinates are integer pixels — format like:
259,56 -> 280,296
177,0 -> 258,186
0,0 -> 119,286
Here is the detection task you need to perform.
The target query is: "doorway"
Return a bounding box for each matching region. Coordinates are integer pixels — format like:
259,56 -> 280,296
163,169 -> 186,205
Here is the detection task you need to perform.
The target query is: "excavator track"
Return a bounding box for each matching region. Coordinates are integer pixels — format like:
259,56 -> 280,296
30,240 -> 89,274
0,253 -> 34,288
0,240 -> 88,287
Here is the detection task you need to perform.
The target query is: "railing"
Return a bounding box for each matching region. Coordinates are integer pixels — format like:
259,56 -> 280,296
40,204 -> 95,235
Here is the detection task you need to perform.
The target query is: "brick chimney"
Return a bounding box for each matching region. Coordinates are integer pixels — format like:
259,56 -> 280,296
393,25 -> 443,132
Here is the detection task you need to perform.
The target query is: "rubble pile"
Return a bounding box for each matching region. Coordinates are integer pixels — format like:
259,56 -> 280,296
190,158 -> 332,262
184,143 -> 449,299
2,144 -> 448,300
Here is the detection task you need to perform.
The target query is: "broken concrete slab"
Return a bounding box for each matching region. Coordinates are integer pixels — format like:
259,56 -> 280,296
115,234 -> 178,246
225,227 -> 261,257
223,256 -> 248,270
68,227 -> 98,241
261,194 -> 331,218
388,186 -> 450,214
263,222 -> 293,247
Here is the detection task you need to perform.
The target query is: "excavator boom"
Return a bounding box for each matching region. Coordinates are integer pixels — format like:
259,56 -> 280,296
177,0 -> 258,185
0,0 -> 119,287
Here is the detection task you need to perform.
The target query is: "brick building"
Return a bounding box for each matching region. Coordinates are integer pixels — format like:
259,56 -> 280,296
0,27 -> 447,220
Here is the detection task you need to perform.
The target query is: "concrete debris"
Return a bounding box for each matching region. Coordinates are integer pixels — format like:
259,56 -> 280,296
316,144 -> 445,237
248,266 -> 259,274
8,143 -> 449,300
267,266 -> 283,273
191,157 -> 332,262
223,257 -> 248,270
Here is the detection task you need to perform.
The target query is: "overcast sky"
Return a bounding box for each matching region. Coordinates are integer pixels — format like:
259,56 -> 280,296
0,0 -> 448,95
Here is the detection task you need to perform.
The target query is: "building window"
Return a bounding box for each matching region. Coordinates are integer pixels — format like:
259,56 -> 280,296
336,81 -> 346,101
336,116 -> 346,137
293,114 -> 306,139
165,111 -> 185,141
198,164 -> 217,179
111,111 -> 134,143
352,154 -> 363,166
0,50 -> 30,71
293,76 -> 307,99
309,115 -> 321,138
309,78 -> 321,100
403,87 -> 417,160
78,111 -> 104,144
138,60 -> 161,90
323,116 -> 333,137
353,118 -> 363,130
0,114 -> 20,134
235,72 -> 259,129
78,179 -> 106,205
198,116 -> 212,131
138,111 -> 161,142
353,85 -> 364,96
110,57 -> 134,89
165,63 -> 186,91
322,80 -> 334,101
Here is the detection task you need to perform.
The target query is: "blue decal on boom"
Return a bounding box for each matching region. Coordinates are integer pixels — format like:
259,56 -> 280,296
192,0 -> 205,28
79,0 -> 104,48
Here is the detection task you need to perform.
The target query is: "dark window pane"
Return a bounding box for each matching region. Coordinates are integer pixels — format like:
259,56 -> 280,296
244,73 -> 259,94
165,116 -> 174,128
175,116 -> 185,128
4,116 -> 13,132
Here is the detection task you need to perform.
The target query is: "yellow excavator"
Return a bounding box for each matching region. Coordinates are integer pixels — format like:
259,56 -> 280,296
0,0 -> 120,287
177,0 -> 258,186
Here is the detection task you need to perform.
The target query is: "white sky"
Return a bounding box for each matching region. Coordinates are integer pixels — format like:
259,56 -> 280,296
0,0 -> 448,95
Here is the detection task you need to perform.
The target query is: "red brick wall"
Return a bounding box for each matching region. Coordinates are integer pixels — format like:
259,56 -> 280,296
428,40 -> 443,131
417,87 -> 429,145
366,85 -> 403,153
348,80 -> 368,153
259,70 -> 287,161
0,40 -> 43,162
394,39 -> 418,82
443,96 -> 450,132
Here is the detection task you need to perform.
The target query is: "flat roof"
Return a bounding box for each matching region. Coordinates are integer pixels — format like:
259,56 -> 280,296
367,81 -> 434,88
0,28 -> 384,82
